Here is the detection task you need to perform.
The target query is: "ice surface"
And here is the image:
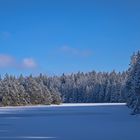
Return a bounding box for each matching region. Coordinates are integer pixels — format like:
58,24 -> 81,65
0,103 -> 139,140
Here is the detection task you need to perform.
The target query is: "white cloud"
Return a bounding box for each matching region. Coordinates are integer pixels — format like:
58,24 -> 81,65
22,58 -> 37,69
0,54 -> 15,67
0,54 -> 37,69
60,46 -> 92,57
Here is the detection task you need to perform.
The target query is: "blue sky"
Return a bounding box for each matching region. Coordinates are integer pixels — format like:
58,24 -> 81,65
0,0 -> 140,76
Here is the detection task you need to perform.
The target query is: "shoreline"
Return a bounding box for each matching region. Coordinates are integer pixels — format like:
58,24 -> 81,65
0,103 -> 126,109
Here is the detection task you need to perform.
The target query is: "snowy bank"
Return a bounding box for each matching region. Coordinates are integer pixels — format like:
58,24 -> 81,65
0,103 -> 126,110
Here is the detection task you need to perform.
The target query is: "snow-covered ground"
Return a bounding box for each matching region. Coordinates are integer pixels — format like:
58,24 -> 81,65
0,103 -> 126,109
0,103 -> 126,113
0,103 -> 139,140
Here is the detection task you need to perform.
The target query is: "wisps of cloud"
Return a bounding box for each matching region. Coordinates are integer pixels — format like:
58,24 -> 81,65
0,54 -> 15,68
0,54 -> 37,69
22,58 -> 37,69
60,46 -> 92,57
0,31 -> 11,40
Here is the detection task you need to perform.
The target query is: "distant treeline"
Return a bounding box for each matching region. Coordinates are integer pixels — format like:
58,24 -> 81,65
0,51 -> 139,114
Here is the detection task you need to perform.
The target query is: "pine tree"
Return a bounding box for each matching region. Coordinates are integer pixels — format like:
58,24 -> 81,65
126,51 -> 140,114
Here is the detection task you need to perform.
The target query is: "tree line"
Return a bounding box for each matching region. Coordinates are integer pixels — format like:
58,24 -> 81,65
0,51 -> 139,114
0,75 -> 61,106
47,71 -> 127,103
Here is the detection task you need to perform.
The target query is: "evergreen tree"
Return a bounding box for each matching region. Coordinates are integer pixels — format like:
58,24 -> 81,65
126,51 -> 140,114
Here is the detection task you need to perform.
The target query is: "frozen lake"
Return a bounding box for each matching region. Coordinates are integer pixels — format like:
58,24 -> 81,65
0,104 -> 139,140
